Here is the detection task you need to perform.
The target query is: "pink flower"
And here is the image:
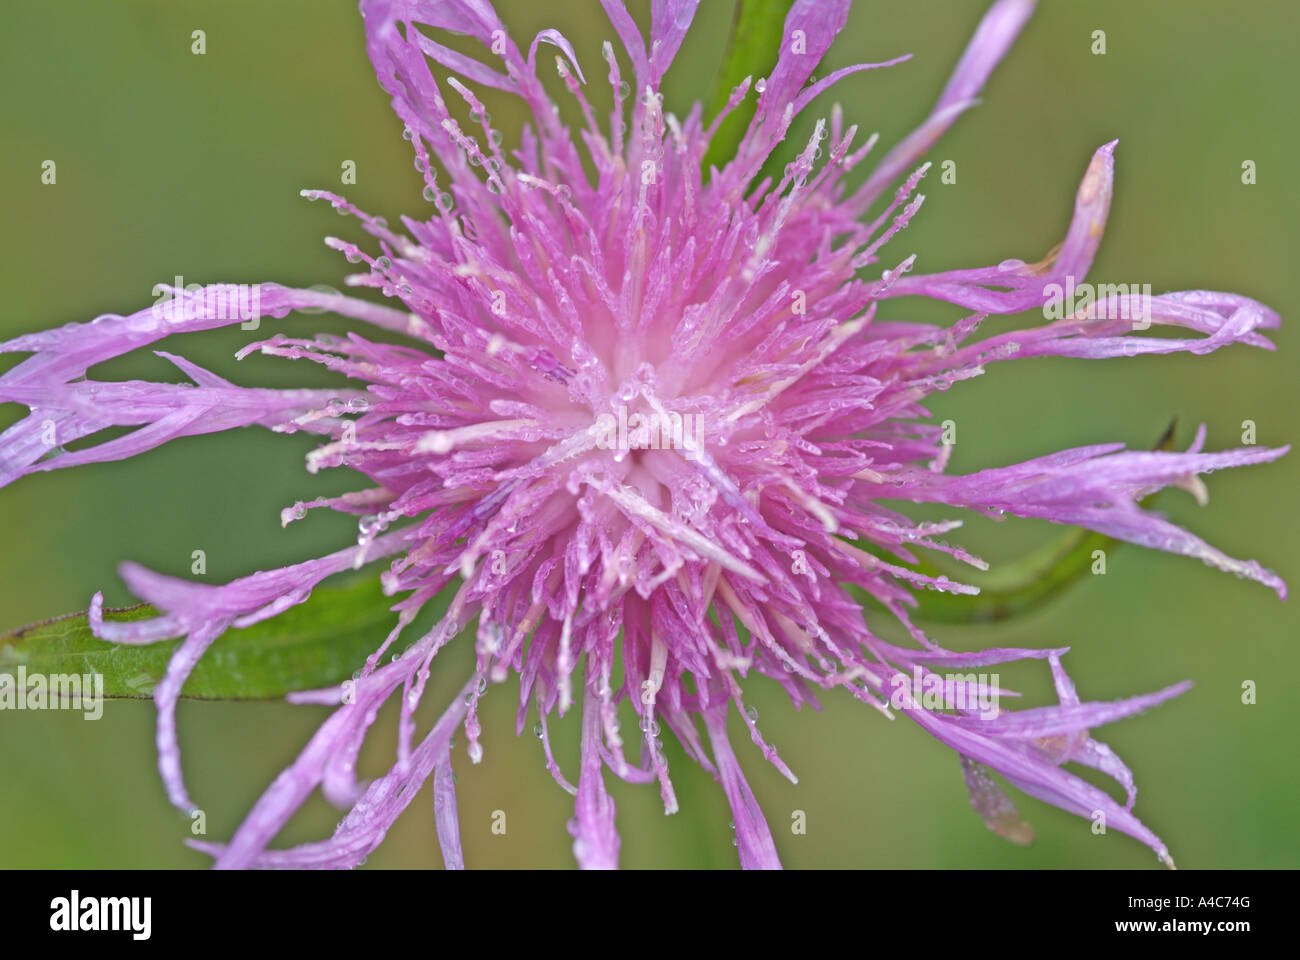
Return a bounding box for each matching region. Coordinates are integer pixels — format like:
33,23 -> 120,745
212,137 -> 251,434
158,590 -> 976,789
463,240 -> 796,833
0,0 -> 1284,869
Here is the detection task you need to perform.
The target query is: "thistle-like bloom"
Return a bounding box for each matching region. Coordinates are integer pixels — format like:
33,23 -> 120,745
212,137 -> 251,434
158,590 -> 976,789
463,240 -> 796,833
0,0 -> 1285,870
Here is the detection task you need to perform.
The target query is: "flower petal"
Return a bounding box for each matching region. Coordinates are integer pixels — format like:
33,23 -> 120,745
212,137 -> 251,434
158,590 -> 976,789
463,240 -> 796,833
855,0 -> 1036,208
432,748 -> 465,870
704,708 -> 781,870
569,679 -> 620,869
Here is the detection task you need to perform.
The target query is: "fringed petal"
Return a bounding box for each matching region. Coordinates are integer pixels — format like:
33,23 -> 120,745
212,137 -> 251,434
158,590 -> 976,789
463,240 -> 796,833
195,675 -> 474,868
432,748 -> 465,869
855,0 -> 1036,209
568,676 -> 620,869
704,708 -> 781,870
887,429 -> 1288,597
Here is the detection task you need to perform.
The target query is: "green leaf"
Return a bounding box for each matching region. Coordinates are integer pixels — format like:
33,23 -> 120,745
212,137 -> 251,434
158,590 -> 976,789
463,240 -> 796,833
878,527 -> 1118,624
0,574 -> 408,700
702,0 -> 796,174
862,420 -> 1181,624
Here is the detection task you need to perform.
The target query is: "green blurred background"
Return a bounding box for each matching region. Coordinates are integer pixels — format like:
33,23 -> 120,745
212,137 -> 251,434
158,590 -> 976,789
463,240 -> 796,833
0,0 -> 1296,869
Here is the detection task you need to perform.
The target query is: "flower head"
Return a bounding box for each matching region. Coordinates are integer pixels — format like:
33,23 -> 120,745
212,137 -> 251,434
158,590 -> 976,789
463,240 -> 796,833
0,0 -> 1285,869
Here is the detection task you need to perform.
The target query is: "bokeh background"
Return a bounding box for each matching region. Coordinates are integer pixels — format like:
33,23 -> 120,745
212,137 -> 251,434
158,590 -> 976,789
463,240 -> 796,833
1,0 -> 1296,869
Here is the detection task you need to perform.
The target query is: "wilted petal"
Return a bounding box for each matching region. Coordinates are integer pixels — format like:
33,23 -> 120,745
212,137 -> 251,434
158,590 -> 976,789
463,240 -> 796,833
881,140 -> 1115,311
960,757 -> 1034,845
